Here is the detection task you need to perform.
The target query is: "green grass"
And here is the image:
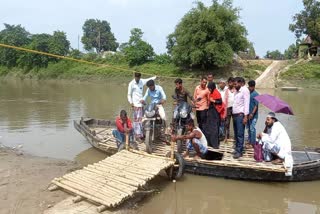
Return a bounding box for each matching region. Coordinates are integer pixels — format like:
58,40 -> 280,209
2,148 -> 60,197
280,60 -> 320,80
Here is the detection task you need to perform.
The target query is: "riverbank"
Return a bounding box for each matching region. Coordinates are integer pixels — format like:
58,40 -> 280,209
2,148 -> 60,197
0,59 -> 271,82
0,146 -> 80,213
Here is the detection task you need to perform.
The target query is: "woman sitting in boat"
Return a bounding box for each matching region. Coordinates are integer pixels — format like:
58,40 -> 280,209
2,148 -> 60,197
112,110 -> 134,149
171,119 -> 208,159
258,112 -> 293,174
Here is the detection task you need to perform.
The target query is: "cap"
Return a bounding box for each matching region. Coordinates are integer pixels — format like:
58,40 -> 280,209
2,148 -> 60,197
267,112 -> 277,120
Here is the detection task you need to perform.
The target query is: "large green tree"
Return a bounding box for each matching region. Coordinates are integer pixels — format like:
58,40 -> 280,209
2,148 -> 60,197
0,24 -> 31,67
289,0 -> 320,44
81,19 -> 119,53
167,0 -> 248,68
121,28 -> 154,66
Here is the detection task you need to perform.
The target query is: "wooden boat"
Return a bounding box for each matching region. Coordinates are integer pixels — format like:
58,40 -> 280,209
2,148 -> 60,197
74,118 -> 320,182
281,87 -> 299,91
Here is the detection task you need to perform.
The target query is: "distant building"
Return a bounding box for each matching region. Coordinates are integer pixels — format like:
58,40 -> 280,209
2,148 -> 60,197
298,36 -> 319,58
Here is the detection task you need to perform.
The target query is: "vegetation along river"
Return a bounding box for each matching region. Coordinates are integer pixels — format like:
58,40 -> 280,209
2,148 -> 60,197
0,78 -> 319,213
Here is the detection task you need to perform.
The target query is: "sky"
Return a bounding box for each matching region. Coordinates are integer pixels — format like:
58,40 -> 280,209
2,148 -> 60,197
0,0 -> 304,57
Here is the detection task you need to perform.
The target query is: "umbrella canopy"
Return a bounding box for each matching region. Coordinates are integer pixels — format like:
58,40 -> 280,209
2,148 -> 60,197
254,94 -> 294,115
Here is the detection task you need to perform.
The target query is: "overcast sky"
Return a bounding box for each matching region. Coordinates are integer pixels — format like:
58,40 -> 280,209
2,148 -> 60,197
0,0 -> 303,57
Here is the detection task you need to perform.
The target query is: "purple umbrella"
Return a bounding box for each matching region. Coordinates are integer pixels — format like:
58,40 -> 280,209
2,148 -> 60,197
254,94 -> 294,115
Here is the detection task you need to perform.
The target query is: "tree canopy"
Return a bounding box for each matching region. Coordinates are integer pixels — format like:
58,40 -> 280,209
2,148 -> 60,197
167,0 -> 249,68
284,44 -> 298,59
81,19 -> 119,53
289,0 -> 320,44
0,24 -> 31,67
265,50 -> 284,60
121,28 -> 154,66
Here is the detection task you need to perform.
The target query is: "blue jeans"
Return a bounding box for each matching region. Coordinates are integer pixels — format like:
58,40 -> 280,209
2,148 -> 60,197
248,118 -> 257,144
112,130 -> 133,147
233,114 -> 245,154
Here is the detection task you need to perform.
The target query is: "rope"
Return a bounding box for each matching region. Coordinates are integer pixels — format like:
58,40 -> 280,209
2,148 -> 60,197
0,43 -> 198,81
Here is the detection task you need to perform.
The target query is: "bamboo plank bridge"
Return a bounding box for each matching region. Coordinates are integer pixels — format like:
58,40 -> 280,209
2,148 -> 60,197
49,150 -> 175,212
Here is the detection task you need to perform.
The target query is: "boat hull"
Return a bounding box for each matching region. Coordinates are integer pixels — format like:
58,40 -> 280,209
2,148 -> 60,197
74,118 -> 320,182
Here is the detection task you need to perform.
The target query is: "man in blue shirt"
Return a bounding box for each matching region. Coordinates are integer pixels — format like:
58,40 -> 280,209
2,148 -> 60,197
246,80 -> 259,148
141,80 -> 167,122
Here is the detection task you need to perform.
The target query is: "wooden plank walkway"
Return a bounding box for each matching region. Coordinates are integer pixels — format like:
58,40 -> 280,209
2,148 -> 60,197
49,150 -> 175,212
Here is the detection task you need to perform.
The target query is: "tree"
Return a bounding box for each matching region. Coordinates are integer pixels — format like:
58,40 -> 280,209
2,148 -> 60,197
0,24 -> 31,67
49,31 -> 70,56
121,28 -> 154,66
289,0 -> 320,44
167,0 -> 248,68
284,44 -> 298,59
81,19 -> 119,53
18,33 -> 53,69
265,50 -> 284,60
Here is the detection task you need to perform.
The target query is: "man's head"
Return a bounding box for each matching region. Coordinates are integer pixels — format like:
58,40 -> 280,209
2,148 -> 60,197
185,119 -> 195,132
240,77 -> 246,86
265,112 -> 278,128
218,79 -> 226,90
248,80 -> 256,92
174,78 -> 183,90
134,72 -> 141,83
234,77 -> 242,91
207,73 -> 214,83
200,76 -> 208,89
146,79 -> 155,91
227,77 -> 235,89
120,110 -> 128,122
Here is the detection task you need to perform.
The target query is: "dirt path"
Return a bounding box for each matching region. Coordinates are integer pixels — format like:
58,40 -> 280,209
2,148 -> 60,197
0,147 -> 79,214
255,60 -> 288,88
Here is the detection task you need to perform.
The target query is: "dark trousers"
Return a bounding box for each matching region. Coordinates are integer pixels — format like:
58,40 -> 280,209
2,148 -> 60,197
196,109 -> 207,131
224,107 -> 233,139
233,114 -> 245,154
203,106 -> 220,149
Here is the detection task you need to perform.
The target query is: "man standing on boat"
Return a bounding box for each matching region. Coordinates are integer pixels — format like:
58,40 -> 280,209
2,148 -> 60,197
127,72 -> 156,142
258,112 -> 293,175
232,77 -> 250,159
171,119 -> 208,159
246,80 -> 259,149
193,77 -> 210,131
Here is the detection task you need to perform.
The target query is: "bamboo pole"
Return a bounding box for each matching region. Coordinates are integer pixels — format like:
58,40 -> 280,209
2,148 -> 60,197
72,195 -> 84,203
125,132 -> 129,150
97,205 -> 107,213
48,184 -> 59,191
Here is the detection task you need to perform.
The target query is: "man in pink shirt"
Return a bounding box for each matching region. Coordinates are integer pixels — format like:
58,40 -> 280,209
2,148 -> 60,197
193,77 -> 210,131
232,77 -> 250,158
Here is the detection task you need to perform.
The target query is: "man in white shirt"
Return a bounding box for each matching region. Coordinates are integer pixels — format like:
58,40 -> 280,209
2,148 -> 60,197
127,72 -> 156,141
258,112 -> 293,174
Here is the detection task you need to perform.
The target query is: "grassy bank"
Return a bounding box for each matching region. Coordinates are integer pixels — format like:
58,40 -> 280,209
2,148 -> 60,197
0,59 -> 271,81
279,59 -> 320,88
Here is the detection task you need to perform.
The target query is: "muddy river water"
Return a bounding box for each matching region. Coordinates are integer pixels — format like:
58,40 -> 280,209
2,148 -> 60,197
0,78 -> 319,213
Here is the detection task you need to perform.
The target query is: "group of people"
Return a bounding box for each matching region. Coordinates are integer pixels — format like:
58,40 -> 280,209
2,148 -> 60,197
112,72 -> 292,166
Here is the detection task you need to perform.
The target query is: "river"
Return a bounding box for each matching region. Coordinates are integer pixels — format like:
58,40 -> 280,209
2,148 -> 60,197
0,78 -> 319,213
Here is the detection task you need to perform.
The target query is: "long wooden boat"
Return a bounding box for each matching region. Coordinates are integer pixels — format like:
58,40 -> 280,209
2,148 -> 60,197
74,118 -> 320,182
